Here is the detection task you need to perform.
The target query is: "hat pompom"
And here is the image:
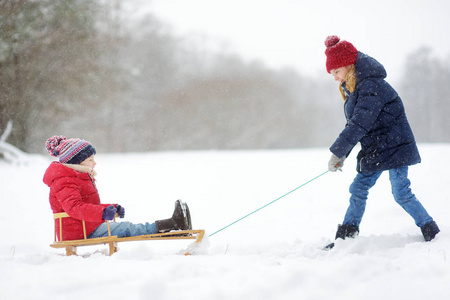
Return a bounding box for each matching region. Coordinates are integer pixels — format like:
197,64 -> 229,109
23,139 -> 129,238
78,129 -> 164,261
325,35 -> 340,48
45,135 -> 66,157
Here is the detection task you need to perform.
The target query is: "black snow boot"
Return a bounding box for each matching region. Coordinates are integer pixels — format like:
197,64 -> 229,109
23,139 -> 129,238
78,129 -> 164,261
155,200 -> 192,233
325,224 -> 360,250
335,224 -> 359,239
421,221 -> 440,242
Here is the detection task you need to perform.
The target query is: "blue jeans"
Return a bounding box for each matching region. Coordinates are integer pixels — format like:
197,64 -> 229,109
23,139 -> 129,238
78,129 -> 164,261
88,221 -> 157,238
343,166 -> 433,228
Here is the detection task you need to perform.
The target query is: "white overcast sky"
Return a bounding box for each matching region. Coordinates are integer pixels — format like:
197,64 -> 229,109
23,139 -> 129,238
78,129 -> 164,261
128,0 -> 450,83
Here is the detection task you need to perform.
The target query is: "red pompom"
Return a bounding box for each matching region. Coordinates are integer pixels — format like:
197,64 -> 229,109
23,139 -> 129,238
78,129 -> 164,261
325,35 -> 340,48
45,135 -> 66,157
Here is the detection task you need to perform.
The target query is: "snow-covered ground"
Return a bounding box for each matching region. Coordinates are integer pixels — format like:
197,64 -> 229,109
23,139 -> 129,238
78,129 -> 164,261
1,144 -> 449,300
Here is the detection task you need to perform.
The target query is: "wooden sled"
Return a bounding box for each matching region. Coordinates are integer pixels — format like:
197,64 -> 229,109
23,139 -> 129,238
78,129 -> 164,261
50,212 -> 205,256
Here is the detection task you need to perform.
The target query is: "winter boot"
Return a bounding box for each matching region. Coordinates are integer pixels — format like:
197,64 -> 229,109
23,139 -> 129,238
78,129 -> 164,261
421,221 -> 440,242
184,201 -> 192,230
325,224 -> 360,250
335,224 -> 359,239
155,200 -> 191,233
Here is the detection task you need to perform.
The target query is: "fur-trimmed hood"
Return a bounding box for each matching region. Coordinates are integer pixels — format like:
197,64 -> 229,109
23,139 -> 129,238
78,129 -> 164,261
63,163 -> 97,178
43,162 -> 96,187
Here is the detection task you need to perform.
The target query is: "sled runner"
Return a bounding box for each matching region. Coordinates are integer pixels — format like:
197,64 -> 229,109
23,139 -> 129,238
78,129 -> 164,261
50,212 -> 205,256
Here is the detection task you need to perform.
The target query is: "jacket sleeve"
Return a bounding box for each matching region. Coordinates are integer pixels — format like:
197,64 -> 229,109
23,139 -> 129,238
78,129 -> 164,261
54,177 -> 106,222
330,80 -> 385,158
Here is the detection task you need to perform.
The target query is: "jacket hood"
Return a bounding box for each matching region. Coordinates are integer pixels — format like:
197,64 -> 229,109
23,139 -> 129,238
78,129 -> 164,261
355,52 -> 387,86
43,162 -> 95,187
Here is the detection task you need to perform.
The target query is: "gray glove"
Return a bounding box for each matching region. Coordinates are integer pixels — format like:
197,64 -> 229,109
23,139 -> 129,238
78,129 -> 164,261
328,154 -> 345,172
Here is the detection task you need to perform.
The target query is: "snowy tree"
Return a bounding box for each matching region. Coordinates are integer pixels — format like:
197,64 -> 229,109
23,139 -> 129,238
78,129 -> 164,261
0,0 -> 113,151
399,47 -> 450,142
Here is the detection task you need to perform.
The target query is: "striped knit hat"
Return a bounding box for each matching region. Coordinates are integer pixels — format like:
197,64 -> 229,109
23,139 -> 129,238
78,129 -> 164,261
45,135 -> 96,164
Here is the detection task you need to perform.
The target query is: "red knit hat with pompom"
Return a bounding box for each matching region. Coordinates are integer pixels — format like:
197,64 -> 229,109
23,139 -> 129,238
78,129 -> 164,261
324,35 -> 358,73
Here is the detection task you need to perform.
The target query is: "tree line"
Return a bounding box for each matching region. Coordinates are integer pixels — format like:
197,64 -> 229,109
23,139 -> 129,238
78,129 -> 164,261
1,0 -> 448,156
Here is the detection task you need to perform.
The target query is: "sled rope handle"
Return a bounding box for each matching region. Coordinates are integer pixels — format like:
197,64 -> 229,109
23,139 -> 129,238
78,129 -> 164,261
209,170 -> 329,237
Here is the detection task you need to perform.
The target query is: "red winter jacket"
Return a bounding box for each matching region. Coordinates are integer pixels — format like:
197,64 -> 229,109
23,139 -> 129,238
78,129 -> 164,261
43,162 -> 115,241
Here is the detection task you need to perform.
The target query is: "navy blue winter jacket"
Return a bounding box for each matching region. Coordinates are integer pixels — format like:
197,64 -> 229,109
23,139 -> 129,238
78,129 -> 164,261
330,52 -> 421,173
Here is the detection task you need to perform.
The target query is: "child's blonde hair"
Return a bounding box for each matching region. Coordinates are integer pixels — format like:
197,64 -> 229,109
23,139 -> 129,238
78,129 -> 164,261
338,65 -> 356,101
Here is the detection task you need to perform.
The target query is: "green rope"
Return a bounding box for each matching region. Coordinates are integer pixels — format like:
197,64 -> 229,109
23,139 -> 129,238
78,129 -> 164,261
209,170 -> 329,237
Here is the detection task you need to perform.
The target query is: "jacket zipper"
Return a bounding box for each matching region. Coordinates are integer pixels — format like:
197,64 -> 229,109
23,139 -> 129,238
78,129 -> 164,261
89,174 -> 97,190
